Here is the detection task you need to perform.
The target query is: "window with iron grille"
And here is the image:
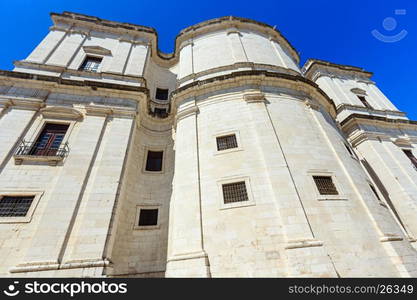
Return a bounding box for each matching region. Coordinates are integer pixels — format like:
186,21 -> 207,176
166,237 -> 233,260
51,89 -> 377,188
313,176 -> 339,195
0,196 -> 34,217
216,134 -> 238,151
155,88 -> 169,101
357,95 -> 372,109
145,150 -> 163,172
138,208 -> 158,226
222,181 -> 248,204
403,149 -> 417,169
79,56 -> 102,72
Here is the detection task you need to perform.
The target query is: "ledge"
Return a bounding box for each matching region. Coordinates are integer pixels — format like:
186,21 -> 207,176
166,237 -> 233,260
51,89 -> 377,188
285,239 -> 324,249
172,70 -> 336,114
10,258 -> 111,273
340,113 -> 417,128
0,70 -> 148,93
14,155 -> 64,166
167,251 -> 209,263
380,235 -> 404,242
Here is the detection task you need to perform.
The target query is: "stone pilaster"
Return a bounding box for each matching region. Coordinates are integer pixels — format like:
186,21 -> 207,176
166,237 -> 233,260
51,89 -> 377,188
165,104 -> 210,277
244,90 -> 337,277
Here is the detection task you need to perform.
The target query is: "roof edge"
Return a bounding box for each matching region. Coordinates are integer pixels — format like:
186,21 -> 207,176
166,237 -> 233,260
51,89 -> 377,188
302,58 -> 373,79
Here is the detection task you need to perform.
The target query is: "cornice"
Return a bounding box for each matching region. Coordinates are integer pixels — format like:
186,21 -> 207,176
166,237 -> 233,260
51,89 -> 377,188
85,104 -> 136,117
40,106 -> 84,120
336,104 -> 406,117
0,70 -> 148,97
347,131 -> 390,147
302,59 -> 373,82
0,95 -> 45,110
14,60 -> 147,86
175,105 -> 199,122
340,113 -> 417,128
50,12 -> 300,67
171,70 -> 337,117
177,62 -> 300,86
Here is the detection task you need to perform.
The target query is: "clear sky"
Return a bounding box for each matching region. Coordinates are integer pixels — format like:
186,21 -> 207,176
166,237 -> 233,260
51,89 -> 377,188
0,0 -> 415,118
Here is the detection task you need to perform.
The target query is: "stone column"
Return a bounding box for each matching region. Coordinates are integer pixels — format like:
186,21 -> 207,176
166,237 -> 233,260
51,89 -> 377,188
165,104 -> 210,277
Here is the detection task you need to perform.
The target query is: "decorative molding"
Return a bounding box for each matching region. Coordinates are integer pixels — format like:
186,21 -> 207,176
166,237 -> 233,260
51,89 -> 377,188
380,235 -> 404,242
175,105 -> 199,122
243,91 -> 266,103
177,62 -> 299,86
10,258 -> 111,273
167,250 -> 208,263
0,98 -> 11,109
172,70 -> 336,117
304,98 -> 320,110
0,96 -> 45,111
285,239 -> 324,250
40,106 -> 83,120
82,45 -> 112,56
336,103 -> 406,117
393,137 -> 412,147
350,88 -> 367,95
347,131 -> 389,147
179,41 -> 194,51
14,154 -> 64,166
85,104 -> 136,117
226,28 -> 242,36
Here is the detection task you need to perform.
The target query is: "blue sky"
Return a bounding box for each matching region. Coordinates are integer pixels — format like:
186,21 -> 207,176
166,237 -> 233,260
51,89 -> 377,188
0,0 -> 415,118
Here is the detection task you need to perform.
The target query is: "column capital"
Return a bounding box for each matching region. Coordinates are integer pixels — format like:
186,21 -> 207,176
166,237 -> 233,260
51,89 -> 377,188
243,91 -> 266,103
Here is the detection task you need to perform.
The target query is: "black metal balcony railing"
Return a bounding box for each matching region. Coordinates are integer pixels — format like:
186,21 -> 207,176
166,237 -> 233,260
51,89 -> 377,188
15,140 -> 70,158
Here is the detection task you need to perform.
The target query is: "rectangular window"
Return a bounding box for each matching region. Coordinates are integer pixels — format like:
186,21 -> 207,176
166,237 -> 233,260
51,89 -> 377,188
155,88 -> 169,101
0,196 -> 34,217
357,95 -> 372,109
79,56 -> 102,72
30,123 -> 69,156
145,150 -> 163,172
216,134 -> 238,151
313,176 -> 339,195
154,107 -> 168,118
403,149 -> 417,169
138,208 -> 158,226
222,181 -> 248,204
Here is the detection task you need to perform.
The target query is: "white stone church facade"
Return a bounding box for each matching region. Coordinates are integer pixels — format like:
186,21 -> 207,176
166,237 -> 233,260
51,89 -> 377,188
0,12 -> 417,277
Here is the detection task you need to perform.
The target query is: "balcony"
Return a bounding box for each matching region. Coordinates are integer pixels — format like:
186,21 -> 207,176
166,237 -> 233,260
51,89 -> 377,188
14,140 -> 69,166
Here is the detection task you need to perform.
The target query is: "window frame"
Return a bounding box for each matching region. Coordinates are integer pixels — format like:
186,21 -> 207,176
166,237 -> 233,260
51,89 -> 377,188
15,117 -> 75,165
217,176 -> 255,210
308,171 -> 347,201
155,88 -> 169,101
142,146 -> 166,174
134,204 -> 161,230
0,190 -> 43,224
78,55 -> 103,73
30,123 -> 70,156
213,130 -> 243,155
